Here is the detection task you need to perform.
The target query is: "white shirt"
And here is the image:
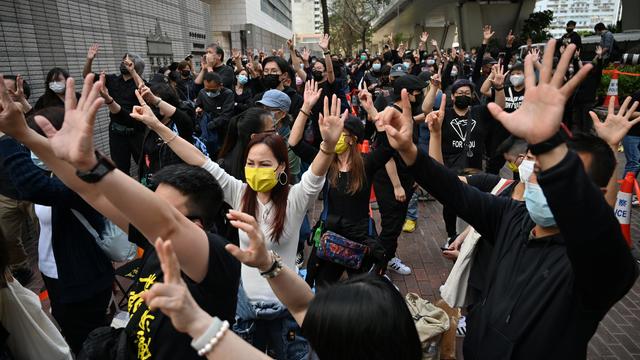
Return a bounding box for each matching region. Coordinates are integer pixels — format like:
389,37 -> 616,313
202,159 -> 325,303
35,205 -> 57,279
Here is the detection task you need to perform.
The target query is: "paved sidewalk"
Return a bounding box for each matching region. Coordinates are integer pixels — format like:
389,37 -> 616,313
385,198 -> 640,360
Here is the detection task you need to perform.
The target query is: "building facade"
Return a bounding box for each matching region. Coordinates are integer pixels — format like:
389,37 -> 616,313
292,0 -> 322,35
534,0 -> 623,37
0,0 -> 211,152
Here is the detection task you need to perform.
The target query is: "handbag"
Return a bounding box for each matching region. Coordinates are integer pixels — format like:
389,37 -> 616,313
440,178 -> 514,308
405,293 -> 450,360
0,278 -> 73,360
313,185 -> 371,269
71,210 -> 138,262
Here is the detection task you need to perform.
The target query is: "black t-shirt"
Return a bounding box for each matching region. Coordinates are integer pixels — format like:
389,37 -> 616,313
441,105 -> 492,171
487,86 -> 524,154
213,65 -> 235,89
125,225 -> 240,360
104,74 -> 144,129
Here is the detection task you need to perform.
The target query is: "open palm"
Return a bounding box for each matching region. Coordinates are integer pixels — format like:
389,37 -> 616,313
318,94 -> 346,146
35,75 -> 104,171
303,79 -> 323,107
488,39 -> 592,145
592,96 -> 640,146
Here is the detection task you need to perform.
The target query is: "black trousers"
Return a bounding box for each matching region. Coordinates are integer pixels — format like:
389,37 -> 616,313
42,275 -> 111,355
108,124 -> 145,175
373,177 -> 414,260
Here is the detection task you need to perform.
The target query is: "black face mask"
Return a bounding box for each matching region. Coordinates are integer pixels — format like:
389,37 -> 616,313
312,70 -> 324,82
454,95 -> 472,109
262,74 -> 281,89
566,28 -> 573,33
119,63 -> 129,75
181,70 -> 191,77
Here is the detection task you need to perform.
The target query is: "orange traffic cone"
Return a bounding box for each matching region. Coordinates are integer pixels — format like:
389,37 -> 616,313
615,172 -> 635,248
604,69 -> 620,107
361,139 -> 370,154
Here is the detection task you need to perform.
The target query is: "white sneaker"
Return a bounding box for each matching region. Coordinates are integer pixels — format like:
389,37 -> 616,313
388,257 -> 412,275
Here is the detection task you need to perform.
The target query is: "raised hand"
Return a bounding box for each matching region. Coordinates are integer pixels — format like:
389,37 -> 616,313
87,43 -> 100,60
506,29 -> 515,47
430,73 -> 441,89
482,25 -> 495,44
138,84 -> 160,105
380,89 -> 414,153
141,238 -> 211,337
231,48 -> 241,60
303,79 -> 323,108
34,74 -> 104,171
425,94 -> 446,133
490,63 -> 509,87
487,39 -> 593,145
430,39 -> 438,49
224,210 -> 272,271
420,32 -> 429,43
124,58 -> 135,75
7,74 -> 25,101
357,82 -> 374,111
301,47 -> 311,62
319,94 -> 346,147
0,74 -> 29,138
130,90 -> 162,128
595,45 -> 604,58
591,96 -> 640,147
528,48 -> 541,63
98,72 -> 111,100
200,54 -> 207,70
287,37 -> 294,51
319,34 -> 330,52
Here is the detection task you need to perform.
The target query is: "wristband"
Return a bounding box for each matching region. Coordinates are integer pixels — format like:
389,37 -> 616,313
105,98 -> 114,105
190,317 -> 230,356
528,132 -> 565,155
323,50 -> 331,55
260,251 -> 283,278
300,109 -> 311,117
76,151 -> 116,183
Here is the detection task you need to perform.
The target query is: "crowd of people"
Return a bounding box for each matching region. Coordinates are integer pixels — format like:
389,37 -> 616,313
0,19 -> 638,360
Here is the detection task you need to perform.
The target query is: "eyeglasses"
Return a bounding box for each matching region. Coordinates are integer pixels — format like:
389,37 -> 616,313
454,91 -> 472,96
263,69 -> 282,75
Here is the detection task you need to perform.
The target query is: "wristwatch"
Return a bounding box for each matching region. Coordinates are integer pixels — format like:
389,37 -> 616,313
529,132 -> 565,155
76,150 -> 116,183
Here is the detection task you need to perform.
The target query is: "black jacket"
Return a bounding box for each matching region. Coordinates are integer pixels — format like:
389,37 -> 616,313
408,150 -> 638,359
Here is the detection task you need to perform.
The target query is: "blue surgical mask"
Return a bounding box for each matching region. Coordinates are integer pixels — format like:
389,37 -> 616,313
372,63 -> 381,71
30,151 -> 49,171
237,75 -> 248,85
206,89 -> 220,97
524,182 -> 556,227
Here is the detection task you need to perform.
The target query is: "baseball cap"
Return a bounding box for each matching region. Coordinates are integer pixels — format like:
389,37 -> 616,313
450,79 -> 475,94
393,75 -> 427,95
390,63 -> 408,77
343,115 -> 365,143
483,56 -> 498,65
257,89 -> 291,112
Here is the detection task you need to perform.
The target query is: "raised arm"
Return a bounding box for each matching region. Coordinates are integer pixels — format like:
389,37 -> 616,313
124,58 -> 145,89
21,74 -> 212,283
288,80 -> 322,147
318,34 -> 335,84
421,75 -> 439,114
426,94 -> 446,164
288,38 -> 307,82
488,39 -> 638,310
83,43 -> 99,78
490,63 -> 507,109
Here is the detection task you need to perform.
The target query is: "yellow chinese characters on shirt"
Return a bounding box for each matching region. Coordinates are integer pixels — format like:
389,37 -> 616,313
128,274 -> 157,360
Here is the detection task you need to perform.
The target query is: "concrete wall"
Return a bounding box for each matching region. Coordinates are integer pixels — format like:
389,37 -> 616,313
0,0 -> 210,153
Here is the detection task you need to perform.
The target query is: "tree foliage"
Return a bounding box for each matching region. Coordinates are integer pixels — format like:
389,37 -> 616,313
326,0 -> 389,54
519,10 -> 554,43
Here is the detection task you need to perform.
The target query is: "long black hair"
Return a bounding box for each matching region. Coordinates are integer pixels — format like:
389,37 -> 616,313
302,274 -> 422,360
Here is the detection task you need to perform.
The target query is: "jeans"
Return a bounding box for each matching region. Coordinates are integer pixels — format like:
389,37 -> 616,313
623,135 -> 640,177
233,285 -> 309,359
406,192 -> 419,221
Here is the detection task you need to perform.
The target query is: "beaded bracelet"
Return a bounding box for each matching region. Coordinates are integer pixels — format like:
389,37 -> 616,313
191,318 -> 230,356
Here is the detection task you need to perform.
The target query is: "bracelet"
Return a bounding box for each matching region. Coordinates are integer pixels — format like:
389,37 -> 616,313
260,251 -> 283,278
300,109 -> 311,117
319,141 -> 336,155
190,317 -> 230,356
164,133 -> 178,144
323,50 -> 331,55
105,98 -> 114,105
494,86 -> 504,91
529,132 -> 565,155
154,98 -> 162,107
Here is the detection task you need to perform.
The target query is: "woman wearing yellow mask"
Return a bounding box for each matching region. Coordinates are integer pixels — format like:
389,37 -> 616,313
131,87 -> 344,359
289,80 -> 396,288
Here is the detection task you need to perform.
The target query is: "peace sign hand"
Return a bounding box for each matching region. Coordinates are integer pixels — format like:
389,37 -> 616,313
357,81 -> 374,111
592,97 -> 640,147
141,238 -> 211,338
0,74 -> 29,138
487,39 -> 593,145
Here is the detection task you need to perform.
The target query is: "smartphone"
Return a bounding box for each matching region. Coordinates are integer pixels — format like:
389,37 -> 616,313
440,246 -> 450,252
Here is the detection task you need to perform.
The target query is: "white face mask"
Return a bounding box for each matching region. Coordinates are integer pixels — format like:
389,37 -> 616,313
426,59 -> 435,65
450,69 -> 458,77
403,62 -> 411,70
518,159 -> 535,183
49,81 -> 66,94
510,74 -> 525,87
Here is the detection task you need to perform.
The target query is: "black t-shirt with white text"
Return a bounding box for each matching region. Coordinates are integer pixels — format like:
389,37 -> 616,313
441,105 -> 491,171
125,225 -> 240,359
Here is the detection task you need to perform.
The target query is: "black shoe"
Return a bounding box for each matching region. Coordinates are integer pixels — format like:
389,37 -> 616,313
11,267 -> 34,285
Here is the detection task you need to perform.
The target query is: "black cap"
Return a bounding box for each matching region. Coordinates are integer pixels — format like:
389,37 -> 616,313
450,79 -> 475,94
417,71 -> 432,83
343,115 -> 365,143
393,75 -> 427,95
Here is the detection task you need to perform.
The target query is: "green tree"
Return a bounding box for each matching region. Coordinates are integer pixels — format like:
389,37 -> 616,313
519,10 -> 554,43
328,0 -> 389,54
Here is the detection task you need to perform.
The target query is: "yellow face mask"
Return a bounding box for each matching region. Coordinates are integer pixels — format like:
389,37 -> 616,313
506,161 -> 519,173
245,167 -> 278,192
334,133 -> 350,155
